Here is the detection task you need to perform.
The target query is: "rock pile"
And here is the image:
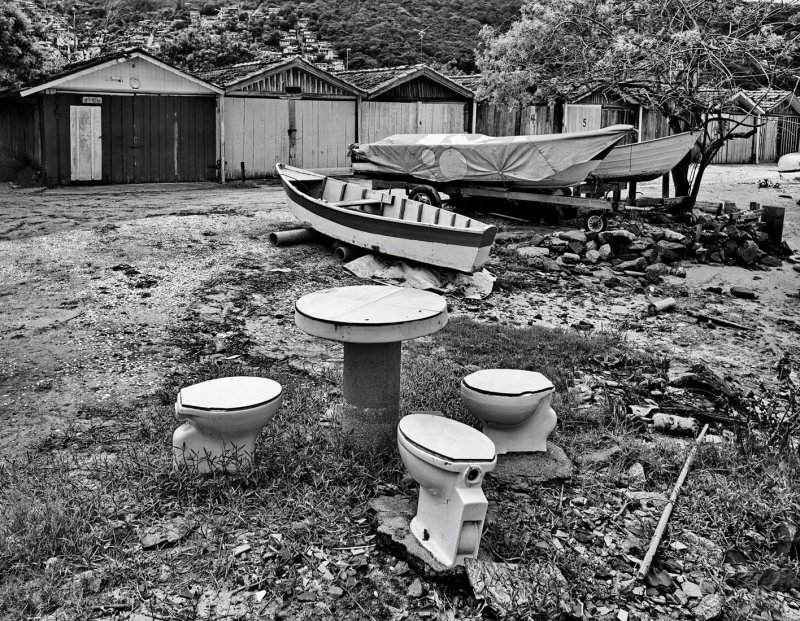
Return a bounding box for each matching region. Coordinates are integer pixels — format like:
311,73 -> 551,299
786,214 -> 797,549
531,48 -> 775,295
502,208 -> 791,282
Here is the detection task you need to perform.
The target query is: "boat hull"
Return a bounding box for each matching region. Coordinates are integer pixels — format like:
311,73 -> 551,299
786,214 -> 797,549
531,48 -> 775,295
778,152 -> 800,173
590,132 -> 699,182
276,165 -> 496,274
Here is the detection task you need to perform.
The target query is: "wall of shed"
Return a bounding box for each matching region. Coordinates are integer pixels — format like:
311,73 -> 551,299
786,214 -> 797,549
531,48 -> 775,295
0,97 -> 42,181
52,57 -> 213,95
373,76 -> 470,102
224,96 -> 356,177
41,92 -> 216,184
358,101 -> 466,143
476,103 -> 559,136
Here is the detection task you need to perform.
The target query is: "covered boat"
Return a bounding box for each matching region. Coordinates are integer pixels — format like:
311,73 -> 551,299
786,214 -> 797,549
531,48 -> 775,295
275,164 -> 497,273
350,125 -> 635,189
589,132 -> 700,182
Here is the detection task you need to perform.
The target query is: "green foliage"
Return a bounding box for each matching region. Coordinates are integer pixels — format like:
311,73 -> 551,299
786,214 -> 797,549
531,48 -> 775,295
0,2 -> 47,88
160,28 -> 256,70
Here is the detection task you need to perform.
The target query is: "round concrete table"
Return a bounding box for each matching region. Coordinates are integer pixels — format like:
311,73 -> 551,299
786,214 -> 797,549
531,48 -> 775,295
295,285 -> 448,449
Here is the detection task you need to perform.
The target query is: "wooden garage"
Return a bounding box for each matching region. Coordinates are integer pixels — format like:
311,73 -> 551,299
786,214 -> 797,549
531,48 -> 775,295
709,89 -> 800,164
201,57 -> 364,179
0,49 -> 222,185
566,88 -> 669,144
336,65 -> 475,144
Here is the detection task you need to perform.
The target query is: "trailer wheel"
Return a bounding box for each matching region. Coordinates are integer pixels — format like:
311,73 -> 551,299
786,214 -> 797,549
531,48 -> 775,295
584,212 -> 608,233
408,185 -> 442,207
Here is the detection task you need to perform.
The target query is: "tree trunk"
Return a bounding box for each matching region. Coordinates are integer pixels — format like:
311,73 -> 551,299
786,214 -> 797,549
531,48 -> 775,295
671,151 -> 692,197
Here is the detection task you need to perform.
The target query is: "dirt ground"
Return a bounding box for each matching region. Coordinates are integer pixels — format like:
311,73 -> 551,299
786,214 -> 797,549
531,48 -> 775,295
0,165 -> 799,459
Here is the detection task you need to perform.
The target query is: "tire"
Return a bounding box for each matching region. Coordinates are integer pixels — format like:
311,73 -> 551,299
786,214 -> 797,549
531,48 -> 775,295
408,185 -> 442,207
583,212 -> 608,233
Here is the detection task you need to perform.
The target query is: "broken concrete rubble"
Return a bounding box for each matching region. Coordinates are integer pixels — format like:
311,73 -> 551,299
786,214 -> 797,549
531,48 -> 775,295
508,203 -> 789,277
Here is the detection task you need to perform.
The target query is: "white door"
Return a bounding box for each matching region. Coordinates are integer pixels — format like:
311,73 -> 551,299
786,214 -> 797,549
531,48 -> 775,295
563,104 -> 602,133
70,105 -> 102,181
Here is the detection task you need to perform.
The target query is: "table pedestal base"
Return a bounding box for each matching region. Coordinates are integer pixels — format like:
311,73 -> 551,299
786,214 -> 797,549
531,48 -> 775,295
342,341 -> 401,448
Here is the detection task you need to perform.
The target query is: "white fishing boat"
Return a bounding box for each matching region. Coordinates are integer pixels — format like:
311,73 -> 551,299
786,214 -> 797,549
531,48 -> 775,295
589,132 -> 700,182
778,151 -> 800,173
275,164 -> 497,274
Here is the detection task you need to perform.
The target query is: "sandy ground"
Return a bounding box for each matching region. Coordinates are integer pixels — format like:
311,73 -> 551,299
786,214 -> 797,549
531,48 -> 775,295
0,166 -> 799,459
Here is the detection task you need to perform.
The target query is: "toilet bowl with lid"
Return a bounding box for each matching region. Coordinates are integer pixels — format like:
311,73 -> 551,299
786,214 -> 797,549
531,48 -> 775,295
173,376 -> 283,473
397,413 -> 496,567
460,369 -> 556,454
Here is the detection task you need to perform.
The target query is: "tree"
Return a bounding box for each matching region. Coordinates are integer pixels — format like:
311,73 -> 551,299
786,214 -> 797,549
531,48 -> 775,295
0,2 -> 46,88
477,0 -> 800,205
160,28 -> 255,72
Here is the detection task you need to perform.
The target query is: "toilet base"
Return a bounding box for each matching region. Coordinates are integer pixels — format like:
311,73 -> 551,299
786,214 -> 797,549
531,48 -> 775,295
482,405 -> 557,454
410,485 -> 488,567
172,422 -> 257,474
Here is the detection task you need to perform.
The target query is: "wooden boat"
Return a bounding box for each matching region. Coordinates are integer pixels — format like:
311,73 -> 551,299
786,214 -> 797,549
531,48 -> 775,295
778,152 -> 800,173
275,164 -> 497,273
589,132 -> 700,182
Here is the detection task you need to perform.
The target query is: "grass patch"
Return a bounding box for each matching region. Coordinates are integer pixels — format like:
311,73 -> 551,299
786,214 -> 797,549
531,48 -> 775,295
2,300 -> 798,619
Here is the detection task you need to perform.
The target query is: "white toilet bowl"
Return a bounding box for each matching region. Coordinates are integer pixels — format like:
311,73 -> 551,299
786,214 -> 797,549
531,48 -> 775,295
397,413 -> 496,567
460,369 -> 556,454
173,376 -> 283,473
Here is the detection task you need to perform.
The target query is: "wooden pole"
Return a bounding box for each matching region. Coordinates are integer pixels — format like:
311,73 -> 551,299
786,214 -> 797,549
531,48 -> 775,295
762,205 -> 786,245
661,173 -> 670,199
637,424 -> 709,581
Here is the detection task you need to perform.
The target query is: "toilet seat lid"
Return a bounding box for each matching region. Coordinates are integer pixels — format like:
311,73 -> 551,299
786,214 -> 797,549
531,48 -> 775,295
179,376 -> 282,411
462,369 -> 553,397
398,414 -> 495,462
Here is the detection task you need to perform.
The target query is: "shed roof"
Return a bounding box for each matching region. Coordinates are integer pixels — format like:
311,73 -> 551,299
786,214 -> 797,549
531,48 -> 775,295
335,64 -> 473,100
12,48 -> 222,97
737,89 -> 800,115
200,56 -> 364,96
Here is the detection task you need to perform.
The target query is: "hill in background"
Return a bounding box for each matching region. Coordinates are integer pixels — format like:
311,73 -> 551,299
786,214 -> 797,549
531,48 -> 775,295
21,0 -> 521,74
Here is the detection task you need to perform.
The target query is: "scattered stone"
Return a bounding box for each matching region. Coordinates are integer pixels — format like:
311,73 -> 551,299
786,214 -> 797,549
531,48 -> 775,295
407,578 -> 424,598
600,229 -> 636,244
567,241 -> 585,255
736,240 -> 760,265
577,445 -> 620,466
655,240 -> 687,263
761,255 -> 781,267
69,568 -> 105,594
370,496 -> 469,580
646,262 -> 669,283
465,558 -> 567,618
328,585 -> 344,598
528,256 -> 562,272
671,266 -> 687,278
517,246 -> 550,259
625,490 -> 669,509
493,442 -> 574,482
560,252 -> 581,265
730,286 -> 759,300
629,237 -> 655,252
559,230 -> 588,243
584,249 -> 601,264
646,568 -> 674,588
626,463 -> 646,488
682,580 -> 703,598
138,517 -> 191,549
774,521 -> 799,558
692,593 -> 724,621
662,229 -> 689,244
598,244 -> 613,260
617,257 -> 647,272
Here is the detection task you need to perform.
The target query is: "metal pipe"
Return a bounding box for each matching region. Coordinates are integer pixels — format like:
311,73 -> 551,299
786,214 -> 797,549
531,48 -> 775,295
333,243 -> 364,262
268,228 -> 318,247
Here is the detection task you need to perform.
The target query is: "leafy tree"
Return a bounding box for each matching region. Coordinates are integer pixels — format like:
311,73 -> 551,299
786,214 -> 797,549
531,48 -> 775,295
160,28 -> 255,71
0,2 -> 46,87
478,0 -> 800,204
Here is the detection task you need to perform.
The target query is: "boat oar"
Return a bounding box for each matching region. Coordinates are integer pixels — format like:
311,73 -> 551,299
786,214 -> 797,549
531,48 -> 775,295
636,423 -> 709,581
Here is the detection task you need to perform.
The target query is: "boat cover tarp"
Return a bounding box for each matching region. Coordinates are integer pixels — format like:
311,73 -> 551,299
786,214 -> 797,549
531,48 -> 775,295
351,125 -> 634,184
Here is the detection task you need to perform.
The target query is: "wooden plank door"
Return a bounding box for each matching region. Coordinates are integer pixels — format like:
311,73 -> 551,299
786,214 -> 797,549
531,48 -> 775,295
563,104 -> 602,133
70,105 -> 102,181
417,103 -> 465,134
294,99 -> 356,170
